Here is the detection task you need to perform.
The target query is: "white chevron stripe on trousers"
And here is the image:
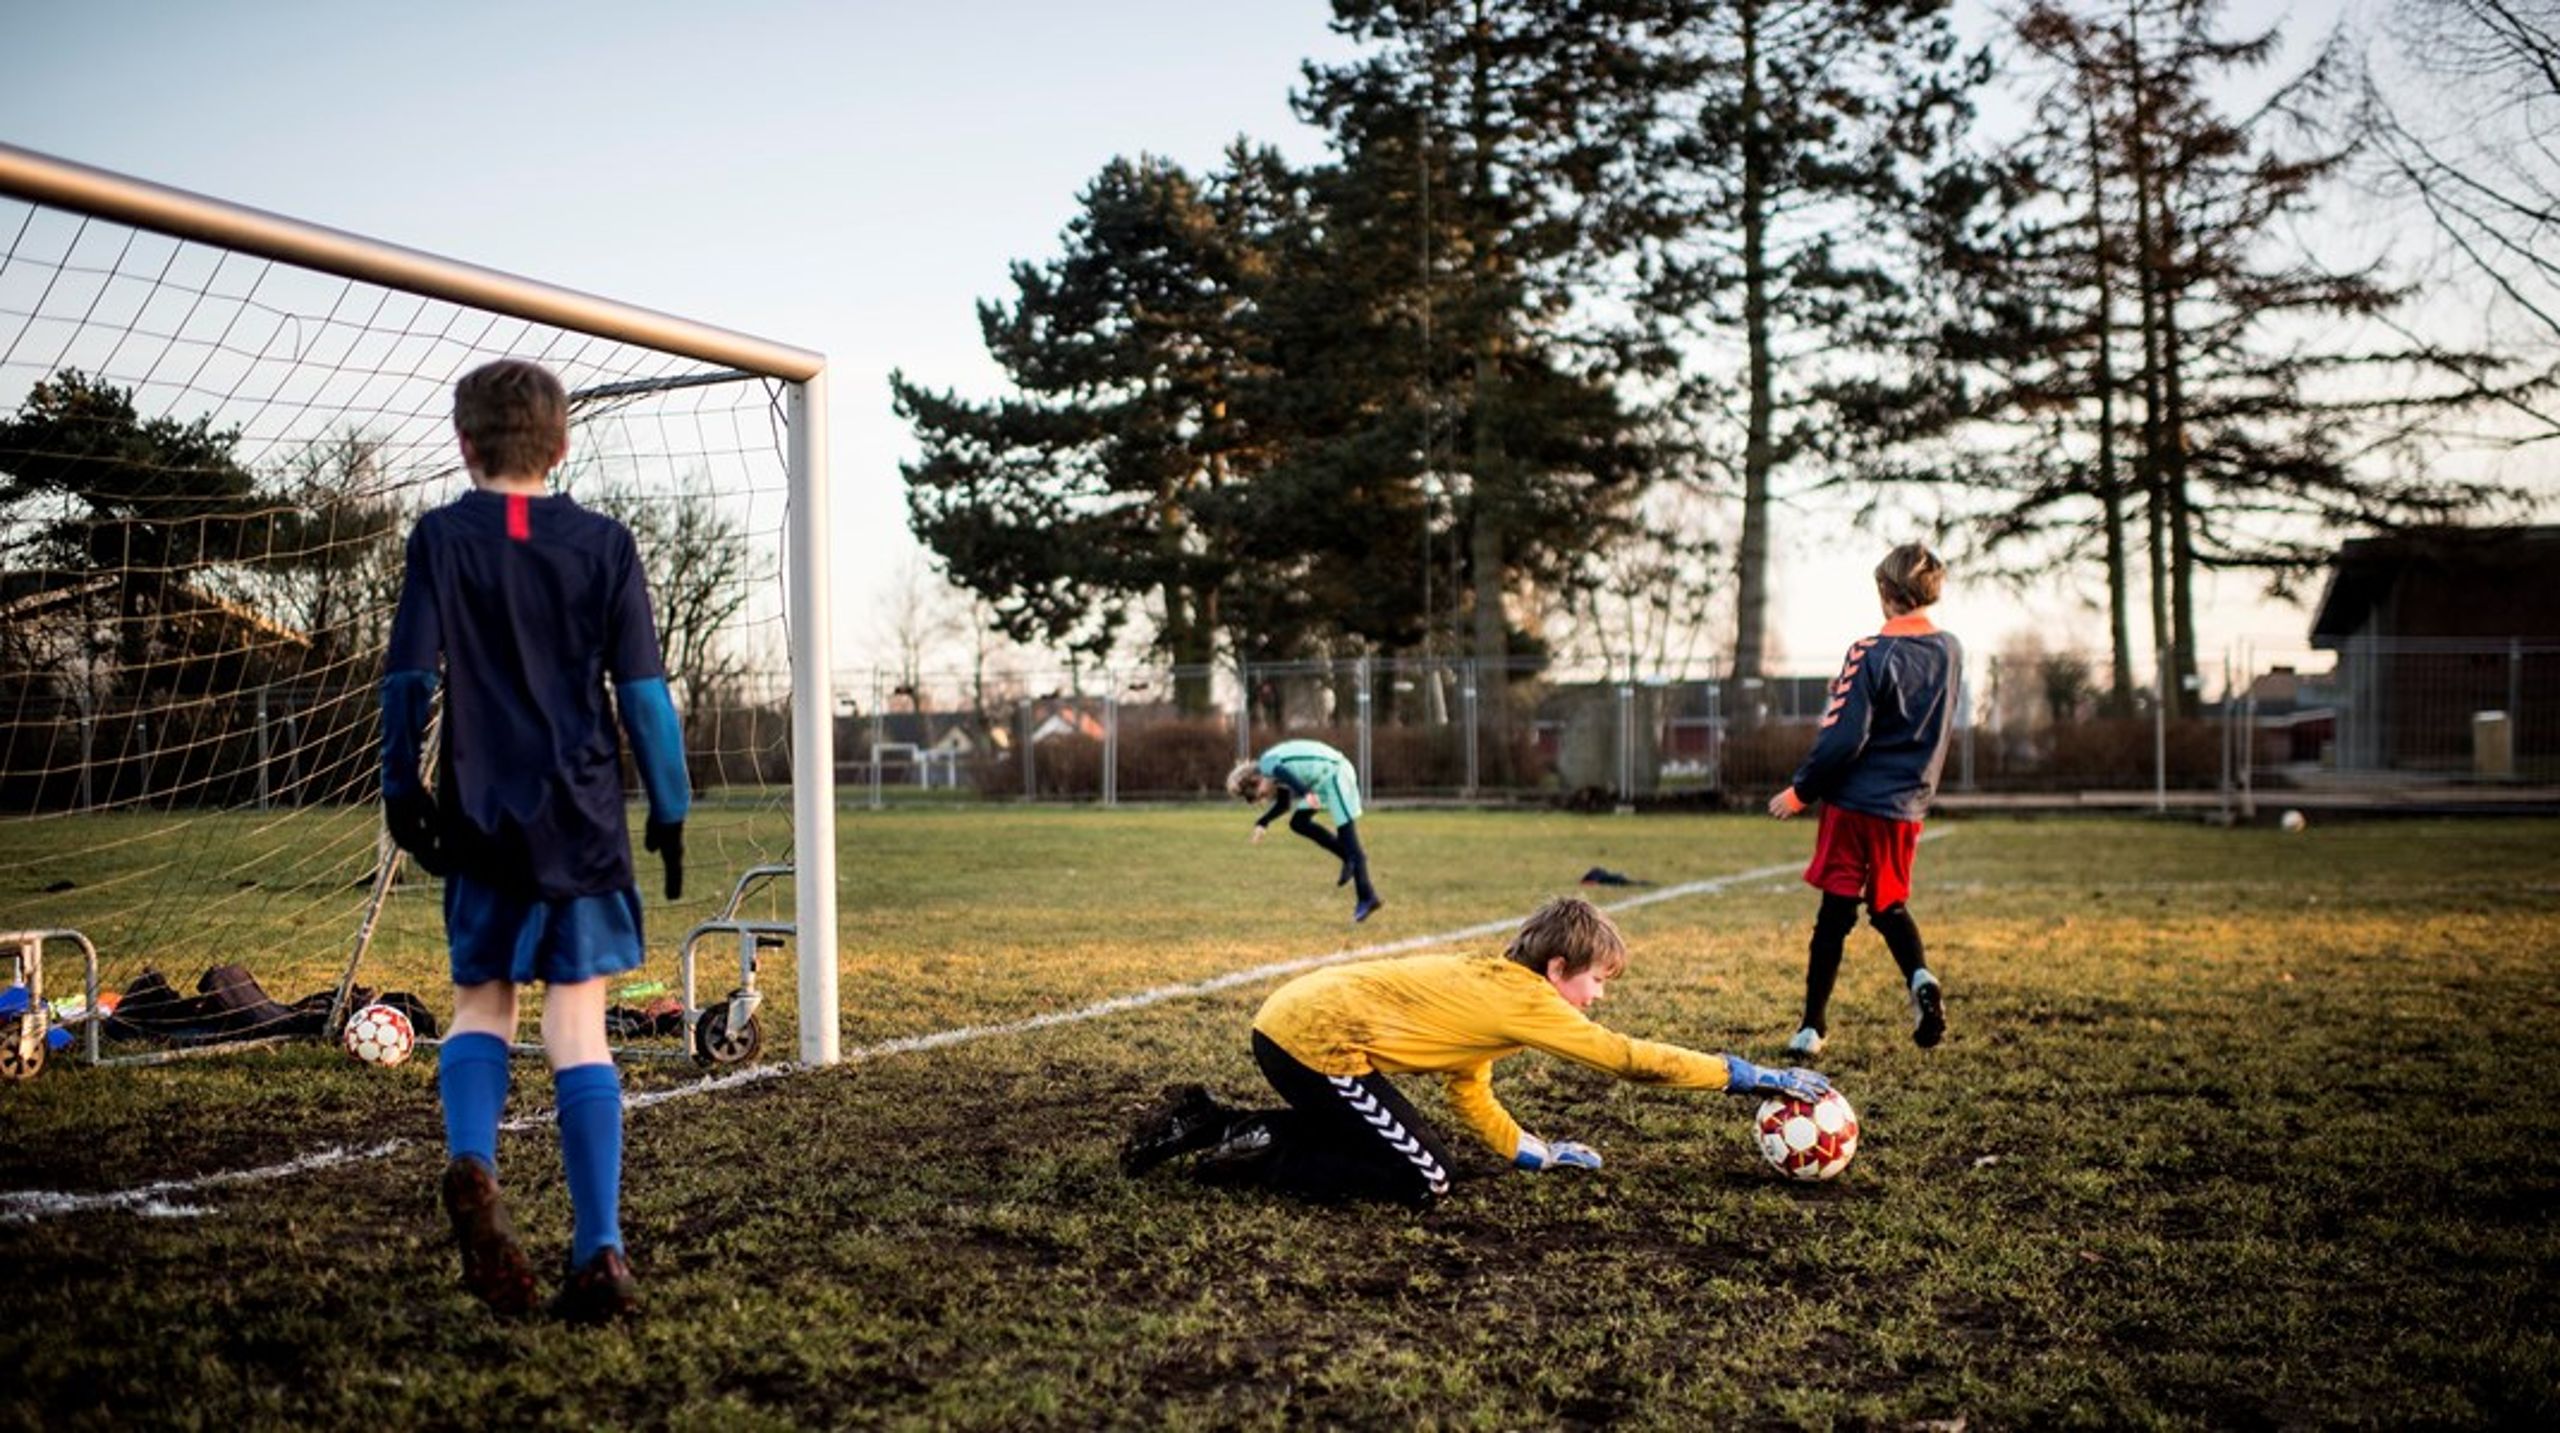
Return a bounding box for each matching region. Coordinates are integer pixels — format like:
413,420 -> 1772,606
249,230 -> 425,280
1329,1074 -> 1448,1198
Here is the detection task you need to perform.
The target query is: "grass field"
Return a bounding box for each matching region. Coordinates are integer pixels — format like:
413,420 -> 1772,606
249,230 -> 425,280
4,808 -> 2557,1429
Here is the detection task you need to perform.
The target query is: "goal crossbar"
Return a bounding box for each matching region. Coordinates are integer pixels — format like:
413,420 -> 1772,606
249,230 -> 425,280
0,143 -> 822,381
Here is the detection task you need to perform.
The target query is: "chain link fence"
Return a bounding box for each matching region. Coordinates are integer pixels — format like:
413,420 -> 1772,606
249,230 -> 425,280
5,641 -> 2548,817
840,639 -> 2560,812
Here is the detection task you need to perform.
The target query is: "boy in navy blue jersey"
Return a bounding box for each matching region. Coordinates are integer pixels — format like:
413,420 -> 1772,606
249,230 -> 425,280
1767,543 -> 1961,1055
381,358 -> 688,1324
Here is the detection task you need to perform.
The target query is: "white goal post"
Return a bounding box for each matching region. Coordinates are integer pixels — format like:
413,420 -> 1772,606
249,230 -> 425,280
0,142 -> 840,1066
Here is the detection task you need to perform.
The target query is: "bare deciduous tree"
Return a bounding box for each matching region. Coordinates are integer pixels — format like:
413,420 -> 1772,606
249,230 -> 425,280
2356,0 -> 2560,442
581,475 -> 768,730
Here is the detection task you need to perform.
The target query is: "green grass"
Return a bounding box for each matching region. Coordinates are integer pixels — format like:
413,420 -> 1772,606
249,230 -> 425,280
4,809 -> 2557,1429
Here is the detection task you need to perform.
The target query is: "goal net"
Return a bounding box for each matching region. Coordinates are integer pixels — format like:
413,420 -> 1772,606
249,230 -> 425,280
0,144 -> 838,1070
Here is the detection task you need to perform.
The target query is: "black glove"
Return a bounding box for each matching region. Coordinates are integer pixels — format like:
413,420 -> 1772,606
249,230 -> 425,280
384,788 -> 448,876
644,818 -> 684,901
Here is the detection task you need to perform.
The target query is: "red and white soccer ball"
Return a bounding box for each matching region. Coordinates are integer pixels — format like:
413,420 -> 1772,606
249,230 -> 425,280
343,1003 -> 415,1068
1755,1089 -> 1860,1181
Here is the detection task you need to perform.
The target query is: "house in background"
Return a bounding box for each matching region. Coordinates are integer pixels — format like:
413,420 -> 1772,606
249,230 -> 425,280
1028,705 -> 1107,745
2309,526 -> 2560,774
2237,665 -> 2339,769
841,708 -> 977,788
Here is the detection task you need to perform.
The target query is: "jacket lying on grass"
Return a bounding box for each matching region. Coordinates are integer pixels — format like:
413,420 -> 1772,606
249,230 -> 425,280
1253,953 -> 1731,1161
100,965 -> 438,1045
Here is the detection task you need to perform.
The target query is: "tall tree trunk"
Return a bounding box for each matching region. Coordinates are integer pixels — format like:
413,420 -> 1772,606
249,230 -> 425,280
1462,0 -> 1514,781
1173,423 -> 1225,717
969,607 -> 996,743
1732,0 -> 1774,702
1468,346 -> 1512,780
1161,582 -> 1215,715
1185,585 -> 1218,716
2089,100 -> 2136,716
2126,11 -> 2177,718
2159,251 -> 2200,711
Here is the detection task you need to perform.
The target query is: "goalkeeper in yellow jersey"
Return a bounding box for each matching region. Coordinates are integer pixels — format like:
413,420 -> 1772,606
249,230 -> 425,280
1119,897 -> 1828,1206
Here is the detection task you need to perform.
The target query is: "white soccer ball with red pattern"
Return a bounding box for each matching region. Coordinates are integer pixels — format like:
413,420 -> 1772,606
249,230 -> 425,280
343,1003 -> 415,1068
1755,1089 -> 1859,1181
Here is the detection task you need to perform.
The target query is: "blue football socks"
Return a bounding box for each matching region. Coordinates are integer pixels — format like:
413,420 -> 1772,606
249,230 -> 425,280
436,1031 -> 512,1172
554,1061 -> 625,1265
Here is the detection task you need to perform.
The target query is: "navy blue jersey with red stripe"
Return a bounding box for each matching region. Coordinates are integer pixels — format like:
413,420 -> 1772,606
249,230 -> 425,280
1787,614 -> 1964,823
384,489 -> 665,900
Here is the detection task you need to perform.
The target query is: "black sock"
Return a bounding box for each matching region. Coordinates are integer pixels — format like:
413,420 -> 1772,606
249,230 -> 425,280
1869,903 -> 1929,985
1803,893 -> 1859,1033
1338,821 -> 1378,904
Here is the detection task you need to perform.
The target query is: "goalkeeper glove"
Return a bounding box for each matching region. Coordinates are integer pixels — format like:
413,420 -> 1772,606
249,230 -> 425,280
644,818 -> 684,901
383,788 -> 448,876
1513,1132 -> 1604,1172
1722,1055 -> 1831,1103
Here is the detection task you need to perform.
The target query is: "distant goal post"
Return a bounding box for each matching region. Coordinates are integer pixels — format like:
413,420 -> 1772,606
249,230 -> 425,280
0,142 -> 840,1066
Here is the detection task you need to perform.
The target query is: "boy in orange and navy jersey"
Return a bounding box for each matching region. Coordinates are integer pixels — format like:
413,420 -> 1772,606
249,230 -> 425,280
1767,543 -> 1962,1055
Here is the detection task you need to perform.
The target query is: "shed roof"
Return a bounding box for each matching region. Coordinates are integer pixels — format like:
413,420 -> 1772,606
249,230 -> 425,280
2308,525 -> 2560,645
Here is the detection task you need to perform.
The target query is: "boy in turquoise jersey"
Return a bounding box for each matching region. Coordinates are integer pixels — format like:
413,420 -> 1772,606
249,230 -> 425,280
1120,897 -> 1828,1206
1229,738 -> 1382,922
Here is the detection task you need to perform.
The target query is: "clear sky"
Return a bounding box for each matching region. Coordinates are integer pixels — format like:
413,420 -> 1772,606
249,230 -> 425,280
0,0 -> 2509,694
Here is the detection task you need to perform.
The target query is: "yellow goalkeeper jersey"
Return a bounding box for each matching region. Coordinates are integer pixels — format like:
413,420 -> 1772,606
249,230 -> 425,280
1252,952 -> 1733,1158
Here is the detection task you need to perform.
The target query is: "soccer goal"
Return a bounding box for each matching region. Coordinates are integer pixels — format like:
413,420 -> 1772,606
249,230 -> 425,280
0,142 -> 840,1069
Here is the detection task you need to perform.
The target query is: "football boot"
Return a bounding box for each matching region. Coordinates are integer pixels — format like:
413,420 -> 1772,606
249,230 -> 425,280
441,1156 -> 537,1317
1119,1084 -> 1235,1175
550,1246 -> 640,1326
1909,970 -> 1946,1049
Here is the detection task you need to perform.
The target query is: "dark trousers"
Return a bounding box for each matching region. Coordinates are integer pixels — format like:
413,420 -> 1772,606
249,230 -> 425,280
1240,1031 -> 1453,1207
1287,810 -> 1377,904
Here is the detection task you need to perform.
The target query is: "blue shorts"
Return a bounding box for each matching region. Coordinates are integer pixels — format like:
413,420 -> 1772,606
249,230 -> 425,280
444,874 -> 646,987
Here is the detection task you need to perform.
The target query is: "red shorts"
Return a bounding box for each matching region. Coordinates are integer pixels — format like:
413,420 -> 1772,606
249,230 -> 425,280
1803,805 -> 1922,910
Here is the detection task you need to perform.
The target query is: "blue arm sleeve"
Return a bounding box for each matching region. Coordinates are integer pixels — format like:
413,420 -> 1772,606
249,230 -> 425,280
380,670 -> 439,797
1790,641 -> 1878,801
617,677 -> 691,825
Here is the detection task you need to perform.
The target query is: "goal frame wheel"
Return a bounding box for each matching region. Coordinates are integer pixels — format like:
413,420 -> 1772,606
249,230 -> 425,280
691,995 -> 763,1067
2,1029 -> 43,1082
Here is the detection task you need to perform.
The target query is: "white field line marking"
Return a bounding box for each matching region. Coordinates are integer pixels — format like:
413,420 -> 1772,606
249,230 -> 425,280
1,844 -> 1897,1224
0,1141 -> 407,1222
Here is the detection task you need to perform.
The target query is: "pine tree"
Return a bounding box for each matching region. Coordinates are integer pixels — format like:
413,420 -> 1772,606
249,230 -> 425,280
1295,0 -> 1662,764
0,369 -> 309,691
1914,3 -> 2150,712
1630,0 -> 1983,688
2112,0 -> 2501,709
891,150 -> 1292,713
